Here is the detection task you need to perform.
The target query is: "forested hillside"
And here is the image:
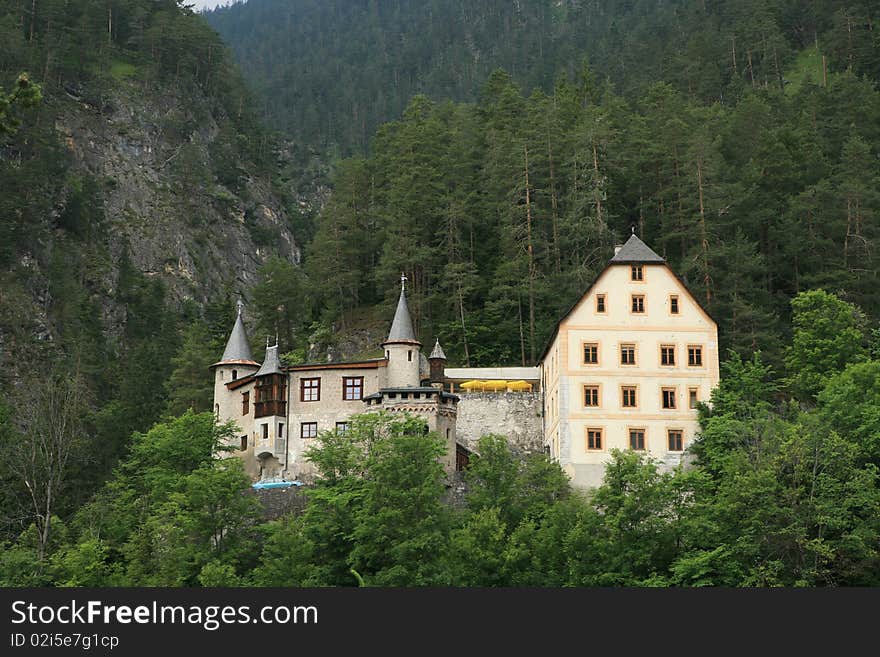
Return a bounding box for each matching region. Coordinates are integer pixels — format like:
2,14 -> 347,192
206,0 -> 880,154
0,0 -> 304,533
202,0 -> 880,371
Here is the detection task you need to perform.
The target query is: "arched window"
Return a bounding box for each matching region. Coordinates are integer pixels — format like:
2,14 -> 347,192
232,369 -> 238,380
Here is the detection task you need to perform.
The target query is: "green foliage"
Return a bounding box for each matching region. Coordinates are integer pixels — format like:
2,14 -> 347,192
0,72 -> 41,136
465,434 -> 570,528
249,515 -> 318,586
785,290 -> 869,399
165,321 -> 222,416
251,257 -> 312,353
295,51 -> 880,367
818,361 -> 880,464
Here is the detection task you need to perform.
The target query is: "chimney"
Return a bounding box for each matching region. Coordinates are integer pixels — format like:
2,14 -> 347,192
614,244 -> 624,256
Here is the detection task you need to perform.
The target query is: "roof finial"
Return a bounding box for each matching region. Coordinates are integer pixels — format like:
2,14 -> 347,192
275,330 -> 279,348
236,297 -> 244,316
400,271 -> 408,293
631,224 -> 636,235
266,336 -> 270,349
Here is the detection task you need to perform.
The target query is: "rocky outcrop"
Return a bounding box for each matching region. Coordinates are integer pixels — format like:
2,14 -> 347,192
53,78 -> 300,305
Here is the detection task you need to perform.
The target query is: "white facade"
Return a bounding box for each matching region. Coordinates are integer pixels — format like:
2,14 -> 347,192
541,239 -> 720,488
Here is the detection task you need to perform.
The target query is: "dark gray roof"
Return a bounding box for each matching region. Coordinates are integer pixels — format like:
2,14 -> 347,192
429,339 -> 446,360
384,288 -> 420,344
255,344 -> 284,377
609,234 -> 665,264
218,310 -> 256,364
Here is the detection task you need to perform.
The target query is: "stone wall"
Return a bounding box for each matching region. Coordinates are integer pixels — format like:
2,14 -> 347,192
251,486 -> 309,520
455,392 -> 543,456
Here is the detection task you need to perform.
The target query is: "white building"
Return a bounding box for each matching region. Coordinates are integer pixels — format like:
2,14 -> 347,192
539,234 -> 720,488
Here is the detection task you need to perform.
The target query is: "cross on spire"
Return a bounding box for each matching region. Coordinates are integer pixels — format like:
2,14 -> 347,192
400,271 -> 408,292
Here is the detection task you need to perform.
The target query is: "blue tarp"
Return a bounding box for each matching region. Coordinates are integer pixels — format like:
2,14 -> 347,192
251,480 -> 304,490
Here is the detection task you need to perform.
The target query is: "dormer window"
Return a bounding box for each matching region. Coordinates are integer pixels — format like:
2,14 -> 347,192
631,265 -> 643,281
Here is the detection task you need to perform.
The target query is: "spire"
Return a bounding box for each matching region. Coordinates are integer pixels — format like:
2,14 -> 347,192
383,278 -> 420,344
216,302 -> 257,365
255,343 -> 283,377
609,233 -> 665,264
429,338 -> 446,360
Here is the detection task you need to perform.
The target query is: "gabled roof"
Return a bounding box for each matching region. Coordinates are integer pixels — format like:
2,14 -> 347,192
537,237 -> 715,364
255,344 -> 283,377
213,303 -> 258,368
383,287 -> 420,345
610,234 -> 665,264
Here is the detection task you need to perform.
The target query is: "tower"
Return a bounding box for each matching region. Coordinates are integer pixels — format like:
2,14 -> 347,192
428,338 -> 447,383
252,341 -> 288,480
364,275 -> 459,476
382,273 -> 422,388
211,300 -> 259,426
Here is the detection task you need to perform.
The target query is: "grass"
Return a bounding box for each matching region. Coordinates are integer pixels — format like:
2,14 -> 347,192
784,48 -> 826,95
109,60 -> 139,81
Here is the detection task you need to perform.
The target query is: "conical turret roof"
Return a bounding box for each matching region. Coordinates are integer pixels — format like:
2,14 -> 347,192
429,339 -> 446,360
383,277 -> 421,345
214,301 -> 258,367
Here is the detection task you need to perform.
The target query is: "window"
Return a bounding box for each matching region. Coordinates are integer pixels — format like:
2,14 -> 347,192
661,345 -> 676,367
278,423 -> 284,438
662,387 -> 677,409
261,424 -> 268,440
336,422 -> 350,433
587,428 -> 603,451
301,422 -> 318,439
689,387 -> 699,409
670,295 -> 680,314
301,377 -> 321,401
621,386 -> 637,408
668,429 -> 684,451
596,294 -> 606,313
343,377 -> 364,400
620,343 -> 636,365
242,391 -> 250,415
232,369 -> 238,381
240,435 -> 247,451
631,294 -> 645,313
688,345 -> 704,367
583,343 -> 599,365
584,385 -> 600,407
629,428 -> 646,451
631,265 -> 643,281
408,350 -> 413,362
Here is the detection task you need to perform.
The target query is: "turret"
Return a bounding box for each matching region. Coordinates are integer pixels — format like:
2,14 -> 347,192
381,274 -> 422,388
211,300 -> 259,419
428,338 -> 447,383
252,341 -> 289,479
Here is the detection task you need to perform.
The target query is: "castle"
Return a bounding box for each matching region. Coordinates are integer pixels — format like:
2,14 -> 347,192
212,234 -> 719,488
